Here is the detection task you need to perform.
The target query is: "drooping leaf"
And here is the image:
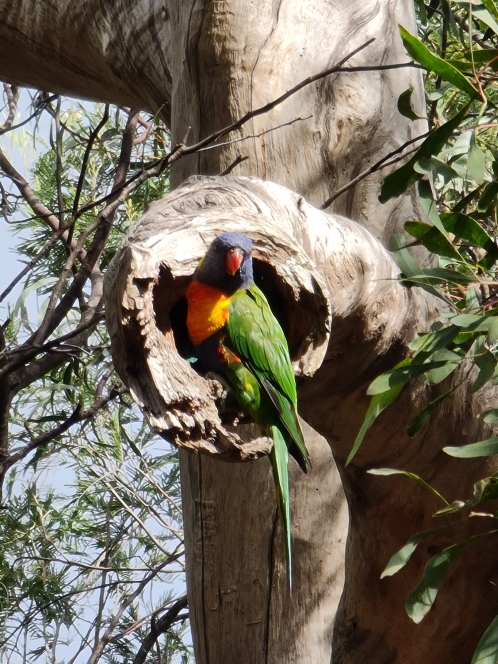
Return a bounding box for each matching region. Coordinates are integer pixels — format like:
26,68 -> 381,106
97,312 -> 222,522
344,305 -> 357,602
474,6 -> 498,36
399,26 -> 478,97
367,359 -> 458,394
440,212 -> 498,269
444,437 -> 498,458
418,180 -> 450,236
414,267 -> 476,285
487,318 -> 498,345
472,350 -> 497,392
367,468 -> 449,505
389,233 -> 424,278
468,141 -> 487,185
398,87 -> 424,120
471,613 -> 498,664
346,381 -> 406,466
425,348 -> 463,384
479,0 -> 498,19
478,181 -> 498,213
408,324 -> 459,358
381,524 -> 454,578
406,541 -> 471,623
404,221 -> 463,260
449,313 -> 486,327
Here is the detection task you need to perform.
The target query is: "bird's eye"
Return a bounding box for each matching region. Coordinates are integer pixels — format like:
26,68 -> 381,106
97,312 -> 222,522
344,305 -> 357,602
212,240 -> 222,252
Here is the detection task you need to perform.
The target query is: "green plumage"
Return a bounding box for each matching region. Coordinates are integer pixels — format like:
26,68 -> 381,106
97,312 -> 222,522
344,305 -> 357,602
223,285 -> 311,586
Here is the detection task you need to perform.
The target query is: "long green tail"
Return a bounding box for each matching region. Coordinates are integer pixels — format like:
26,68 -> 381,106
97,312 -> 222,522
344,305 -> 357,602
269,425 -> 292,588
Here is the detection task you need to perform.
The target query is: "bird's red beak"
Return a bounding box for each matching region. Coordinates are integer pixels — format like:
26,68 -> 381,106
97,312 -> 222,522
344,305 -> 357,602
225,247 -> 244,276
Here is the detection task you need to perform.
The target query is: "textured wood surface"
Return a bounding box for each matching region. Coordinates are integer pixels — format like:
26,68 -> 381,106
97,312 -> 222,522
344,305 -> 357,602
104,176 -> 331,459
4,0 -> 498,662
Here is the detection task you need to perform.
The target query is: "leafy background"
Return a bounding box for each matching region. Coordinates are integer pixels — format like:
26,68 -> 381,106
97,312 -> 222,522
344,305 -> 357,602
350,2 -> 498,661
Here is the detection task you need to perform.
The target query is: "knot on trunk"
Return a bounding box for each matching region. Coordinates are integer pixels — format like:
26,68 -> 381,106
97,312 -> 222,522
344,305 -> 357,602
104,175 -> 331,461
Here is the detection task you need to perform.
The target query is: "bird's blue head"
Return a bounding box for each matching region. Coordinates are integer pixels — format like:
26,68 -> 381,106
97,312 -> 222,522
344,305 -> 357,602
194,232 -> 254,294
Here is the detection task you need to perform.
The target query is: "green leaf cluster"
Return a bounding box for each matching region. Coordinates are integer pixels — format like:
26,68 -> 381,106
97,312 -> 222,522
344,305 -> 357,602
353,3 -> 498,659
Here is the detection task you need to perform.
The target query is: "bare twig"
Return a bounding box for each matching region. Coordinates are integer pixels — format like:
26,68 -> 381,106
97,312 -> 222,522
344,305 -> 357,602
0,94 -> 57,136
131,595 -> 189,664
200,115 -> 312,153
219,155 -> 249,175
0,312 -> 105,378
86,557 -> 180,664
52,97 -> 65,228
0,84 -> 19,134
72,105 -> 110,221
321,129 -> 431,208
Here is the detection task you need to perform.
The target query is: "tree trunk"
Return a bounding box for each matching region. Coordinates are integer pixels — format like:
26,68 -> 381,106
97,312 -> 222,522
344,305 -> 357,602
2,1 -> 498,663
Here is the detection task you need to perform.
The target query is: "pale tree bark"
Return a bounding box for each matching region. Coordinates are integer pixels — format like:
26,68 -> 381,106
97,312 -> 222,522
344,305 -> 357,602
2,1 -> 498,663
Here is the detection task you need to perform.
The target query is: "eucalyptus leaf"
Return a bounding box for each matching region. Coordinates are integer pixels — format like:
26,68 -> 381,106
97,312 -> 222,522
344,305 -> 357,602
381,524 -> 454,578
399,26 -> 478,97
425,349 -> 462,384
408,324 -> 459,358
346,380 -> 407,465
471,613 -> 498,664
468,142 -> 487,185
404,221 -> 463,260
472,350 -> 497,393
397,87 -> 424,120
440,212 -> 498,269
406,541 -> 470,623
478,181 -> 498,213
474,7 -> 498,36
389,233 -> 424,278
367,359 -> 458,394
444,437 -> 498,458
418,180 -> 448,234
367,468 -> 449,504
479,408 -> 498,423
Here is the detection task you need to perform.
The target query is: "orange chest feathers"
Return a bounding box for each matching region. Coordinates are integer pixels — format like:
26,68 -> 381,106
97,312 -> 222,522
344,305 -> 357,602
186,280 -> 232,345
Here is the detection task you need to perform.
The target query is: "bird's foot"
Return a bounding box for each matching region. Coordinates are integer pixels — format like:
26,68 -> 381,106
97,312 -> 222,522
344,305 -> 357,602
206,372 -> 250,425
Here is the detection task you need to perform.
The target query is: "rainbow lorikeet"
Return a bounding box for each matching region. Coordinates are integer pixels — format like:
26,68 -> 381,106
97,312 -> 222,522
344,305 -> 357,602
185,231 -> 311,585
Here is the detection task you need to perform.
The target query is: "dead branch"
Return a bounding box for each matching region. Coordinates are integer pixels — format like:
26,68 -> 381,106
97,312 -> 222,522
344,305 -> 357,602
131,595 -> 189,664
0,83 -> 18,133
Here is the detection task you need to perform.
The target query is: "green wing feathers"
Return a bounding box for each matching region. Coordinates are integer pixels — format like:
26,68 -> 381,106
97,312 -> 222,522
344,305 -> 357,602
226,285 -> 311,472
225,283 -> 311,586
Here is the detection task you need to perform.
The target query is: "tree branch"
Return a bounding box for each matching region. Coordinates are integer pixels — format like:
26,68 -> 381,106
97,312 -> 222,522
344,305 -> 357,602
131,595 -> 189,664
71,105 -> 110,220
86,557 -> 179,664
0,382 -> 127,493
0,147 -> 84,257
0,83 -> 18,133
321,130 -> 430,208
